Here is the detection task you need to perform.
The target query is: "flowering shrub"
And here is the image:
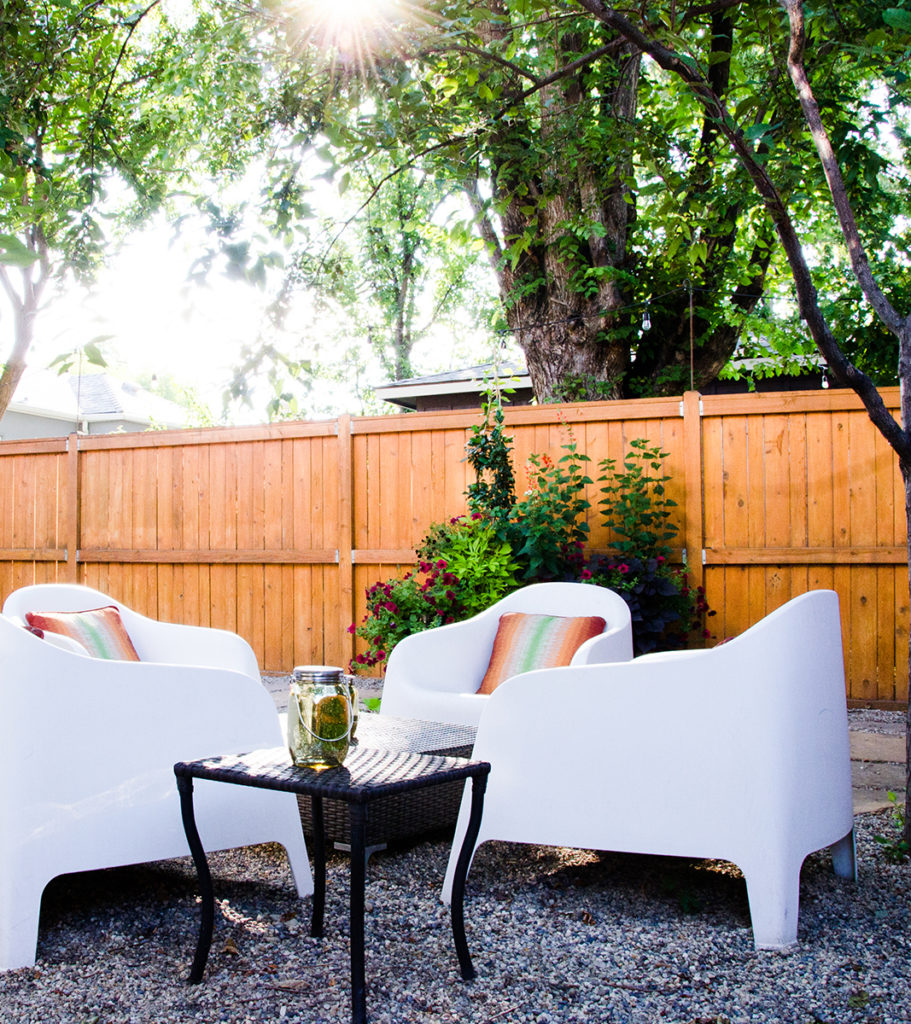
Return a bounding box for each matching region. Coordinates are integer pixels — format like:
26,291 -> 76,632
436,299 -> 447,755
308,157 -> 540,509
417,515 -> 520,617
351,397 -> 713,672
582,554 -> 712,655
351,516 -> 520,672
505,434 -> 592,580
586,439 -> 714,654
350,559 -> 465,672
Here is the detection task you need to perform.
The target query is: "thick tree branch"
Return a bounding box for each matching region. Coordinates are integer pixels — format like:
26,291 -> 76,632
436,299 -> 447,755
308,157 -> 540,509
575,0 -> 910,460
782,0 -> 905,337
420,44 -> 539,83
464,180 -> 509,295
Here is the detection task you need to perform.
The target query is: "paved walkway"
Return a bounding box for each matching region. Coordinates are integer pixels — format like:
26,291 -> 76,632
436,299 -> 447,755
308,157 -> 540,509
849,710 -> 906,814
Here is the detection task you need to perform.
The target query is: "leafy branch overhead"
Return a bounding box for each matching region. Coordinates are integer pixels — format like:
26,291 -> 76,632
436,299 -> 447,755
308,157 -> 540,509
255,0 -> 906,402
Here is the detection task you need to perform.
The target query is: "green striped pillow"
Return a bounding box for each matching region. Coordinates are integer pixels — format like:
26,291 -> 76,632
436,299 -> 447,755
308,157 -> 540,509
25,606 -> 141,661
478,612 -> 606,695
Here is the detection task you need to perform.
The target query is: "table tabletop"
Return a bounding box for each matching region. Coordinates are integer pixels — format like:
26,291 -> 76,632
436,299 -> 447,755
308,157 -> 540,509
174,743 -> 488,804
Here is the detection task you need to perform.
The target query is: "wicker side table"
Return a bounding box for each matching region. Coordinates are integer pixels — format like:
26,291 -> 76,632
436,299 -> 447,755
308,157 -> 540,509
174,745 -> 490,1024
295,715 -> 477,850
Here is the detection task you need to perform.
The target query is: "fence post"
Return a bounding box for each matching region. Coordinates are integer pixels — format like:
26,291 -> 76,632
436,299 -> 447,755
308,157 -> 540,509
66,433 -> 80,583
337,415 -> 355,666
681,392 -> 704,593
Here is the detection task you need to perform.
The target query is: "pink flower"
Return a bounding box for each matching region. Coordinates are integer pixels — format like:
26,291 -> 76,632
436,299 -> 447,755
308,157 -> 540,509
656,555 -> 665,563
347,623 -> 356,635
580,568 -> 592,580
376,649 -> 386,660
618,563 -> 629,574
436,558 -> 447,570
384,601 -> 398,614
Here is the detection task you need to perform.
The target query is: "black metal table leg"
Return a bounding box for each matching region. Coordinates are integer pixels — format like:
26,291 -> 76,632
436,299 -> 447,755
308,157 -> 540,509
176,774 -> 215,984
450,773 -> 488,980
310,795 -> 326,939
349,802 -> 368,1024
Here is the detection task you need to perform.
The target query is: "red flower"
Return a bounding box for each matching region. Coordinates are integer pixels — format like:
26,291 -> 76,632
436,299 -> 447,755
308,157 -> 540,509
347,623 -> 356,634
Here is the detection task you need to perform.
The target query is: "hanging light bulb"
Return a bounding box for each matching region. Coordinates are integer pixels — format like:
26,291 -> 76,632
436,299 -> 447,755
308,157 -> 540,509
642,303 -> 651,331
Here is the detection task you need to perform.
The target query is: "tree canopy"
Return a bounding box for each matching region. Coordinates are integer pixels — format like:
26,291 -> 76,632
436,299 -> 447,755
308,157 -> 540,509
0,0 -> 320,419
255,0 -> 907,402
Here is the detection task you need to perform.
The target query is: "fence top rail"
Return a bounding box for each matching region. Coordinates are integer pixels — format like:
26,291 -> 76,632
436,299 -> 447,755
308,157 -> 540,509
0,386 -> 901,455
700,387 -> 900,416
0,437 -> 68,456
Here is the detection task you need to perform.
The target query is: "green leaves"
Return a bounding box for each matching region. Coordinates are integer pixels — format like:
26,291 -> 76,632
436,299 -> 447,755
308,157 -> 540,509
0,234 -> 38,267
883,8 -> 911,33
598,439 -> 679,561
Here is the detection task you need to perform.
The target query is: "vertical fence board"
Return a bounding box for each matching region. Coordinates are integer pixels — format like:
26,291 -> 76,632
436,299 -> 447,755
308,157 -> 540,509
0,390 -> 905,702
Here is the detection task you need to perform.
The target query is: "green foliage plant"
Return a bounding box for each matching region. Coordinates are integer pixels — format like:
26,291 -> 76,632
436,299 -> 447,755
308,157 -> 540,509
598,438 -> 678,560
464,382 -> 516,522
584,439 -> 713,655
350,562 -> 465,673
417,514 -> 521,618
508,427 -> 592,580
874,792 -> 909,863
351,514 -> 520,672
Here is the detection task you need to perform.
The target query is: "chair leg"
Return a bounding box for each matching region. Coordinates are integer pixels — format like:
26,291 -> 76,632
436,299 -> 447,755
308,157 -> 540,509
281,832 -> 315,900
830,829 -> 857,881
743,860 -> 801,950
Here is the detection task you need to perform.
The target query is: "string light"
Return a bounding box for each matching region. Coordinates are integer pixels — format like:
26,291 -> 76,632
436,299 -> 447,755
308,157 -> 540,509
493,283 -> 765,336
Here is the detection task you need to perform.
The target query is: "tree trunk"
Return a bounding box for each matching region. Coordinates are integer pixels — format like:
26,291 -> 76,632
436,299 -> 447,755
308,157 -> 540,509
896,460 -> 904,843
0,260 -> 46,420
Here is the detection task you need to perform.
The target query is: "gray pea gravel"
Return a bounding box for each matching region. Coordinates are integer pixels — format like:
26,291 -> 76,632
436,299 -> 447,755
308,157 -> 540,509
1,811 -> 909,1024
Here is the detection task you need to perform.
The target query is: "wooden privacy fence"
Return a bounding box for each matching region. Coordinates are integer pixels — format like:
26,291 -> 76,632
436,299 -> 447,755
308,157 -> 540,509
0,387 -> 906,707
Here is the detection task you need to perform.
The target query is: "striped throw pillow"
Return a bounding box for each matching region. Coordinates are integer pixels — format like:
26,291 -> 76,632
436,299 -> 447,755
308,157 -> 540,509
478,612 -> 606,695
25,606 -> 141,661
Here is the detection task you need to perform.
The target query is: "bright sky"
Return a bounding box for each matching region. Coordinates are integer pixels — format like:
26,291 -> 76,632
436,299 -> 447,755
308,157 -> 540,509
5,0 -> 501,425
25,225 -> 262,422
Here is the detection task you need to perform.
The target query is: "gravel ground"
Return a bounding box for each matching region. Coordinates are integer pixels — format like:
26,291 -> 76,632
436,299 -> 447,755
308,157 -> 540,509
2,811 -> 909,1024
847,709 -> 906,737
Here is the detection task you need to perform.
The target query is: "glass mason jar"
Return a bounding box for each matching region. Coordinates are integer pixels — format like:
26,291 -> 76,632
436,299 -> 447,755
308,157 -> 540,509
288,665 -> 357,768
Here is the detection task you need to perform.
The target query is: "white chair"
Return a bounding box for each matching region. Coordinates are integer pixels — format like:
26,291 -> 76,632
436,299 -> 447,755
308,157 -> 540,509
0,583 -> 312,971
379,582 -> 635,727
441,590 -> 856,950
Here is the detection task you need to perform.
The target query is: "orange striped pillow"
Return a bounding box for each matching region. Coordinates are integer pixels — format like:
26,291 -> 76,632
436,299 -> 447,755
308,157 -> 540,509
478,612 -> 606,695
25,606 -> 141,661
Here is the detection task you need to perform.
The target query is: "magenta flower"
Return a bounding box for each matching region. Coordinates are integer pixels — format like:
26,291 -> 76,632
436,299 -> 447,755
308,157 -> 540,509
347,623 -> 356,634
618,563 -> 629,574
580,568 -> 592,580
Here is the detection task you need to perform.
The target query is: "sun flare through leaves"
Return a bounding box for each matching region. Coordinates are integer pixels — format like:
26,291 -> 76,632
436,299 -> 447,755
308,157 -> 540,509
280,0 -> 424,80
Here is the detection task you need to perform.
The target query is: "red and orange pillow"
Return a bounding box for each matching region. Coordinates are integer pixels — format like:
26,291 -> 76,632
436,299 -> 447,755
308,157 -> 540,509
478,612 -> 606,694
25,606 -> 140,661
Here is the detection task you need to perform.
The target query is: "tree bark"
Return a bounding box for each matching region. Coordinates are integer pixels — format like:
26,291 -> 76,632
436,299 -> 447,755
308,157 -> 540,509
0,254 -> 48,420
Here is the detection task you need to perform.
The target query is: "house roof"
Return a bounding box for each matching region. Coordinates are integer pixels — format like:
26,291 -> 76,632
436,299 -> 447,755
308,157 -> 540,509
7,369 -> 186,428
373,361 -> 531,410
